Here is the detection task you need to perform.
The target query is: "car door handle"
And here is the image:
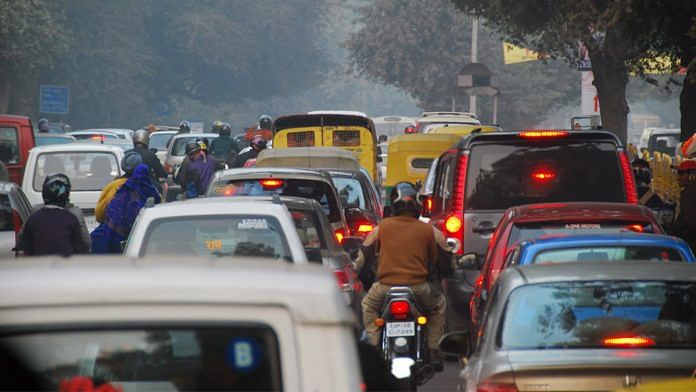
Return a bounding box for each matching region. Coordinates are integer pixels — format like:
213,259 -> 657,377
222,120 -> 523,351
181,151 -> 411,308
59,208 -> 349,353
472,221 -> 496,234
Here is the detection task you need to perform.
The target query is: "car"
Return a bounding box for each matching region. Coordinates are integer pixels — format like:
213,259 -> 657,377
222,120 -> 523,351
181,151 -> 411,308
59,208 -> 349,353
329,169 -> 382,237
373,115 -> 417,138
66,130 -> 120,141
74,128 -> 134,140
504,233 -> 696,267
428,130 -> 640,330
469,202 -> 665,328
414,112 -> 481,133
124,197 -> 307,263
149,130 -> 176,165
207,167 -> 348,239
34,133 -> 76,147
439,261 -> 696,392
417,156 -> 439,220
21,143 -> 124,230
639,127 -> 680,156
0,256 -> 362,391
0,115 -> 37,185
163,132 -> 219,200
0,181 -> 32,258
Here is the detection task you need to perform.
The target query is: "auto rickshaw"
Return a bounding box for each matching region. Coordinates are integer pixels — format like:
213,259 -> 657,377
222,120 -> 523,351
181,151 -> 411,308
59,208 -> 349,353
426,124 -> 501,136
272,112 -> 379,182
255,146 -> 361,171
383,133 -> 462,205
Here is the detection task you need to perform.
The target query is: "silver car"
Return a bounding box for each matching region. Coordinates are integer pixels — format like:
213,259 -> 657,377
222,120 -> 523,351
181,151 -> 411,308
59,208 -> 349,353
440,261 -> 696,391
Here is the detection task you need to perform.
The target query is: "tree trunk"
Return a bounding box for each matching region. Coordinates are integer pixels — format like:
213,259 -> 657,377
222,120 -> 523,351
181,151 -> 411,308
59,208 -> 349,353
0,71 -> 10,114
680,66 -> 696,141
589,49 -> 630,144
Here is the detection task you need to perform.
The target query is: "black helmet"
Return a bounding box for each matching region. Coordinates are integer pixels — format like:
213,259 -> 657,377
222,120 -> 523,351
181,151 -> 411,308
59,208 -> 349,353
133,129 -> 150,147
390,182 -> 421,216
211,120 -> 223,133
220,123 -> 232,136
121,150 -> 143,174
179,120 -> 191,133
185,141 -> 201,156
258,115 -> 272,130
42,173 -> 71,206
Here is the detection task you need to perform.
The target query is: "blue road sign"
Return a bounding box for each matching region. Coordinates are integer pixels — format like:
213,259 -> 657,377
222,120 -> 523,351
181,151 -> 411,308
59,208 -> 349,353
40,85 -> 70,114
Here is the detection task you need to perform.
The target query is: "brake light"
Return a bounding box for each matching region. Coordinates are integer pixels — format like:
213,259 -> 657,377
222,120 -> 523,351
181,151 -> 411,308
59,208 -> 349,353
426,197 -> 433,211
619,151 -> 639,204
626,224 -> 644,233
335,229 -> 344,244
445,215 -> 463,234
390,301 -> 410,319
531,171 -> 555,181
90,135 -> 104,142
518,130 -> 569,138
333,269 -> 351,292
446,153 -> 469,255
477,381 -> 519,392
603,335 -> 655,348
357,224 -> 373,233
259,179 -> 284,189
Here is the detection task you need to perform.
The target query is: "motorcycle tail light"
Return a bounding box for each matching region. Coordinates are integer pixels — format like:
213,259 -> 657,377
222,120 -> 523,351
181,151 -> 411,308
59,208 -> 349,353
390,301 -> 410,320
334,228 -> 344,244
476,381 -> 519,392
356,223 -> 373,234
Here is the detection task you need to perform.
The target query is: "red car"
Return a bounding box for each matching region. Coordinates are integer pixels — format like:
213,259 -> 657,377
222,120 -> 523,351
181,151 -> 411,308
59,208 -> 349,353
0,115 -> 36,185
468,202 -> 664,327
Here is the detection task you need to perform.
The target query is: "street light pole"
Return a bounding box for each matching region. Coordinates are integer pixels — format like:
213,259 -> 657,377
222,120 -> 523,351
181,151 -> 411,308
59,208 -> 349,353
469,18 -> 479,115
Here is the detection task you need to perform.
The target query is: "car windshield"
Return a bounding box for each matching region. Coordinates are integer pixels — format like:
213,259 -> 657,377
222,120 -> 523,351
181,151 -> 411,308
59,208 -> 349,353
508,222 -> 656,246
209,179 -> 342,223
140,215 -> 292,261
532,246 -> 685,263
32,152 -> 119,192
0,325 -> 282,391
171,136 -> 218,156
332,177 -> 367,209
466,141 -> 625,210
501,281 -> 696,349
150,132 -> 174,151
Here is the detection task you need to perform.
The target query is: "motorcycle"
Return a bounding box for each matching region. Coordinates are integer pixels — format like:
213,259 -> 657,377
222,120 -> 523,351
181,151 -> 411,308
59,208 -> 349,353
378,286 -> 435,390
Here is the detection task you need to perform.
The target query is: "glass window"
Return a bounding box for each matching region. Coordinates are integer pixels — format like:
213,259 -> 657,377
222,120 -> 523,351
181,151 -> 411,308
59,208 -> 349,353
32,152 -> 119,192
171,136 -> 218,156
0,194 -> 12,231
533,246 -> 684,263
648,134 -> 679,155
500,281 -> 696,349
150,133 -> 175,151
332,130 -> 360,146
71,133 -> 118,140
35,136 -> 74,147
0,127 -> 19,164
508,222 -> 655,247
288,208 -> 325,263
141,215 -> 292,261
0,325 -> 282,391
332,177 -> 366,209
465,142 -> 625,210
411,158 -> 433,169
287,131 -> 315,147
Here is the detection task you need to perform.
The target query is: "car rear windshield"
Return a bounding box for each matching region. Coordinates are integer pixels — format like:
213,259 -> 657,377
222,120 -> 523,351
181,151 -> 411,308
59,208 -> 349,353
209,179 -> 342,223
533,246 -> 685,263
171,136 -> 218,156
150,132 -> 174,151
501,281 -> 696,349
466,141 -> 625,210
0,325 -> 282,391
71,133 -> 118,140
141,215 -> 292,261
0,126 -> 19,165
32,152 -> 119,192
508,222 -> 656,246
332,177 -> 367,210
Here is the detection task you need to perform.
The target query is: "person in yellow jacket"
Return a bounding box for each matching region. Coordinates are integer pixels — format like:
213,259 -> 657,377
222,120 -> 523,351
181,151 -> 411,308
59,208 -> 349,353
95,151 -> 143,223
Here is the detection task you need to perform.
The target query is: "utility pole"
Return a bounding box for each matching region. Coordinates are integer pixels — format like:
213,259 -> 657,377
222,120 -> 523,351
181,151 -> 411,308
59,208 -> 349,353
469,18 -> 479,115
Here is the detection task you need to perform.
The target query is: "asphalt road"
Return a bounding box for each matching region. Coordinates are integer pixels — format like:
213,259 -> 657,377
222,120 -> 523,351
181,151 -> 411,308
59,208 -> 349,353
420,361 -> 461,391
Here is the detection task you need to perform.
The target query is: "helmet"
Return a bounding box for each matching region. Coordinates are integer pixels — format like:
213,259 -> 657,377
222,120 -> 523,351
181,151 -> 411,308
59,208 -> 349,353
133,129 -> 150,147
389,182 -> 421,216
146,124 -> 157,133
121,150 -> 143,174
42,173 -> 71,206
179,120 -> 191,133
675,159 -> 696,173
38,118 -> 50,133
258,115 -> 272,130
220,123 -> 232,136
250,135 -> 267,150
211,120 -> 223,133
185,141 -> 201,156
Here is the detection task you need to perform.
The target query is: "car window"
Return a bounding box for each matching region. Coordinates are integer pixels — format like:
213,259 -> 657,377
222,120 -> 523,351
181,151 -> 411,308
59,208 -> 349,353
150,133 -> 174,151
141,215 -> 292,261
171,136 -> 218,156
508,222 -> 656,246
0,325 -> 282,391
0,194 -> 12,231
32,152 -> 119,192
432,155 -> 454,214
465,141 -> 625,210
500,281 -> 696,349
288,208 -> 325,263
0,127 -> 19,164
648,134 -> 679,155
332,177 -> 366,209
533,246 -> 684,263
71,133 -> 118,140
209,179 -> 342,223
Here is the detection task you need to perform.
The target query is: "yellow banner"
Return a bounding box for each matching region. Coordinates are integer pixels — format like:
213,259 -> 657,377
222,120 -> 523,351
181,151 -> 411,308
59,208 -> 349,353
503,42 -> 545,64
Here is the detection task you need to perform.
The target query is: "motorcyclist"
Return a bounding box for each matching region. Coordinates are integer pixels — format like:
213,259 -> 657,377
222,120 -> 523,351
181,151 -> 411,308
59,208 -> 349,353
211,120 -> 223,134
95,151 -> 143,224
233,136 -> 267,168
180,141 -> 217,198
670,160 -> 696,252
131,129 -> 168,194
15,174 -> 88,256
178,120 -> 191,134
355,182 -> 452,371
37,118 -> 51,133
209,123 -> 240,165
244,115 -> 273,141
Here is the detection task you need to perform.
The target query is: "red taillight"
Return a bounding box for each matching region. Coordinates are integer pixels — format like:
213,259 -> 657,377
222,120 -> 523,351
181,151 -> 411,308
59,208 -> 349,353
259,178 -> 284,189
445,215 -> 463,234
445,153 -> 468,255
626,224 -> 644,233
603,335 -> 655,348
390,301 -> 410,319
518,130 -> 569,138
477,381 -> 519,392
531,171 -> 556,181
335,229 -> 344,244
12,210 -> 22,242
619,151 -> 639,204
357,224 -> 373,233
426,196 -> 433,211
333,269 -> 351,292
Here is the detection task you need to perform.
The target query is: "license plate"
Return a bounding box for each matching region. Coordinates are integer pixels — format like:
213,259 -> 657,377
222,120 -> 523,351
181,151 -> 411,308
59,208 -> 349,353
386,322 -> 415,337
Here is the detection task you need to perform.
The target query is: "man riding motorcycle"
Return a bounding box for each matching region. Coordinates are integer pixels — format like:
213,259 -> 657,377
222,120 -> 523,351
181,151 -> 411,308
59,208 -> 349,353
355,182 -> 453,371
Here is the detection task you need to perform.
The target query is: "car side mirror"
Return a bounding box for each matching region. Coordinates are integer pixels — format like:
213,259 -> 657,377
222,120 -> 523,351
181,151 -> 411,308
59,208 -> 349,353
457,252 -> 482,270
383,205 -> 394,218
438,332 -> 471,358
341,236 -> 363,253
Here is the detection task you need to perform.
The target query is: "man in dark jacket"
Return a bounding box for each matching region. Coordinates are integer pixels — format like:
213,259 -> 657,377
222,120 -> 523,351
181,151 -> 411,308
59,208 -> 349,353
671,160 -> 696,252
209,123 -> 240,165
181,142 -> 217,198
233,136 -> 267,168
131,129 -> 168,193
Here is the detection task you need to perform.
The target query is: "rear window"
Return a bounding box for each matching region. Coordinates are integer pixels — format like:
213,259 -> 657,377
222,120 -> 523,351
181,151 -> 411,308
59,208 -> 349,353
171,136 -> 218,156
32,152 -> 119,192
501,281 -> 696,349
0,325 -> 282,391
0,127 -> 19,164
209,179 -> 342,223
465,141 -> 625,210
71,133 -> 118,140
533,246 -> 684,263
150,132 -> 174,151
332,177 -> 367,209
141,215 -> 292,261
509,222 -> 656,246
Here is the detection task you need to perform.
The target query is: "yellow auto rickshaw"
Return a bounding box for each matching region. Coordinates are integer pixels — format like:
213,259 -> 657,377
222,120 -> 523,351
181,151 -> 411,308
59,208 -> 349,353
426,124 -> 501,136
272,112 -> 379,182
383,133 -> 462,204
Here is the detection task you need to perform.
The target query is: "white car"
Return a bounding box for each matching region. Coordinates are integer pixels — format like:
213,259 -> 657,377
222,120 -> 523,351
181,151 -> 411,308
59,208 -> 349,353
415,111 -> 481,132
124,197 -> 308,263
0,256 -> 361,391
70,128 -> 134,140
148,130 -> 176,165
22,143 -> 124,230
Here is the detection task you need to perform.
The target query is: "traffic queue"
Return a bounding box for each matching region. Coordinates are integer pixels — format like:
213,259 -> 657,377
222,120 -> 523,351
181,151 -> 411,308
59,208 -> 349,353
0,111 -> 695,391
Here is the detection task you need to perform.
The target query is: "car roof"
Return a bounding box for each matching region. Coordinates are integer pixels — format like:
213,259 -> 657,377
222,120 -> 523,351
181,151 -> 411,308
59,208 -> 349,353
150,130 -> 177,135
171,132 -> 219,139
222,195 -> 323,211
34,133 -> 75,139
506,202 -> 655,224
453,130 -> 622,149
0,257 -> 353,325
521,233 -> 690,249
139,197 -> 291,220
213,167 -> 333,182
29,143 -> 125,153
